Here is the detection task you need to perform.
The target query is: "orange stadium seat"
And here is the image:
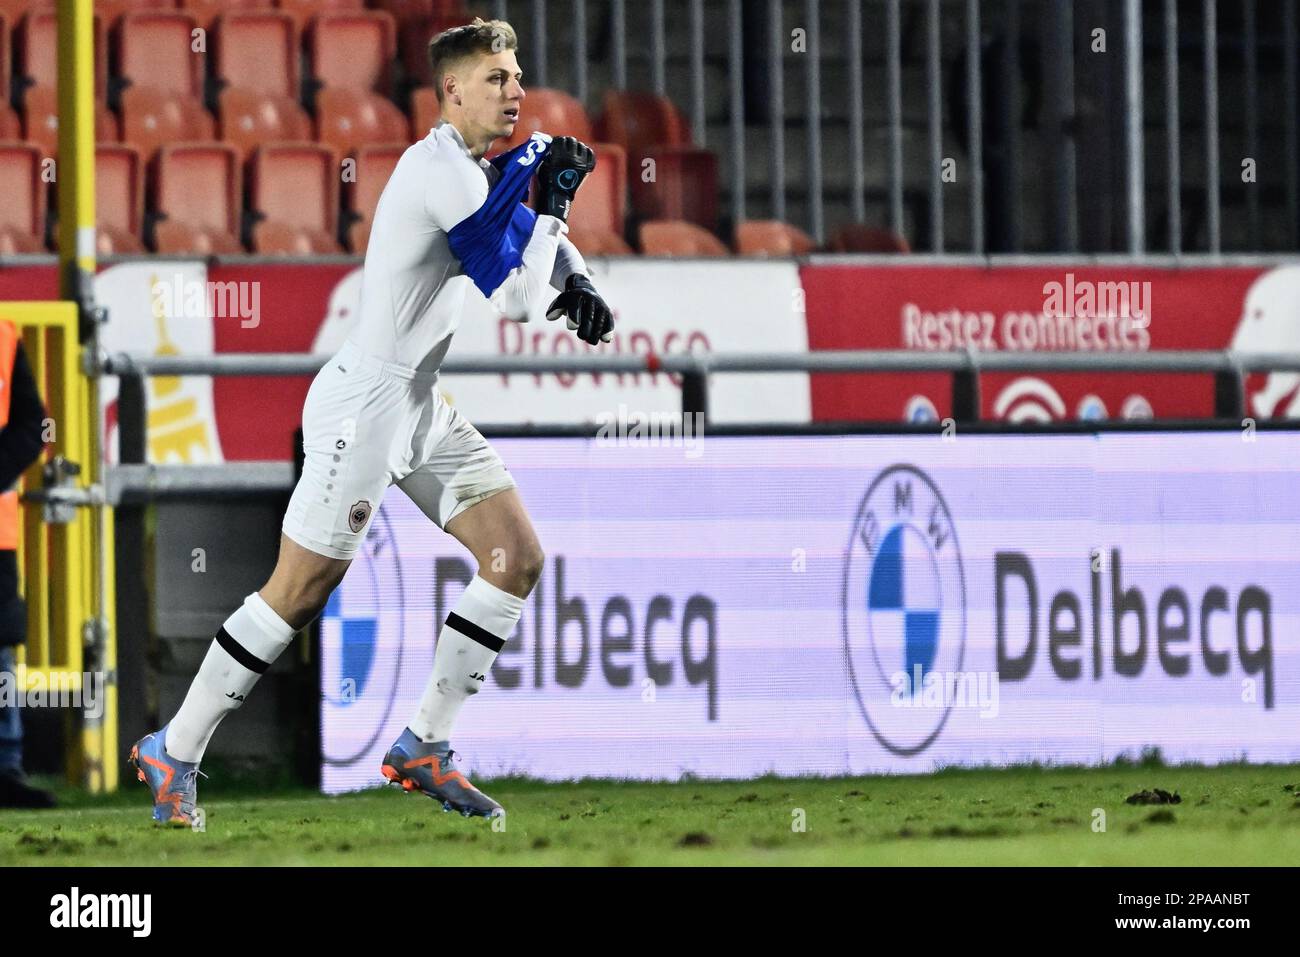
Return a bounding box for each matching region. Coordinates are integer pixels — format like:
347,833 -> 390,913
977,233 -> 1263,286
94,0 -> 174,33
0,104 -> 19,140
596,90 -> 690,159
178,0 -> 272,32
214,11 -> 299,97
249,142 -> 341,253
92,144 -> 146,253
567,142 -> 626,237
734,220 -> 817,257
372,0 -> 467,25
315,86 -> 408,159
307,11 -> 397,95
0,15 -> 9,103
493,88 -> 592,153
273,0 -> 363,30
151,142 -> 245,254
217,87 -> 312,159
564,227 -> 634,257
24,85 -> 121,158
410,86 -> 440,137
211,12 -> 312,158
116,12 -> 205,97
345,142 -> 403,253
638,220 -> 728,257
631,145 -> 717,231
0,2 -> 51,27
0,11 -> 12,119
121,85 -> 215,162
18,10 -> 108,96
0,142 -> 47,252
398,14 -> 464,88
596,91 -> 704,229
826,224 -> 911,253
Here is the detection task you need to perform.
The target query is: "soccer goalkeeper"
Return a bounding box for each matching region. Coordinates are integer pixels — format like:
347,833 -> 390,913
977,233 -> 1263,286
131,18 -> 612,823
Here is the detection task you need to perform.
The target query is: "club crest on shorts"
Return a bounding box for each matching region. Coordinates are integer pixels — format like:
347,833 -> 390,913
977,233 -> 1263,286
348,499 -> 373,532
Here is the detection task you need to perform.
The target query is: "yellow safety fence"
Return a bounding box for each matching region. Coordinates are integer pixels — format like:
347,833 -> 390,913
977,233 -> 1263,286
1,301 -> 116,793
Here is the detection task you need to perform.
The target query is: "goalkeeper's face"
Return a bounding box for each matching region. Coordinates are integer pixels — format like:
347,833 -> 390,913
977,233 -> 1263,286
452,50 -> 526,146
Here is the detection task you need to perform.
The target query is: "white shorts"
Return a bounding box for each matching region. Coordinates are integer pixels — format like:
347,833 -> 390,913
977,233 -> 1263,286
282,339 -> 516,560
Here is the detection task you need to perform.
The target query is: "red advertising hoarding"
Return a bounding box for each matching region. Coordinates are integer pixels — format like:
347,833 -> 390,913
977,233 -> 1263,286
800,263 -> 1295,423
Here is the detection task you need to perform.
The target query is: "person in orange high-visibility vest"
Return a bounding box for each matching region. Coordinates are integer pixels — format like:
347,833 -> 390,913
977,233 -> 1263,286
0,320 -> 54,808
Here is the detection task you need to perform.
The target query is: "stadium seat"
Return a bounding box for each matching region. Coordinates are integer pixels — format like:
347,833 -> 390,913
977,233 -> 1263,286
307,11 -> 396,95
92,144 -> 145,253
492,88 -> 592,153
734,220 -> 816,257
178,0 -> 272,32
273,0 -> 363,30
410,86 -> 440,137
595,90 -> 690,159
19,20 -> 120,158
121,85 -> 215,163
213,11 -> 299,98
249,142 -> 341,253
372,0 -> 467,25
24,85 -> 122,158
345,142 -> 403,252
398,14 -> 465,88
567,142 -> 626,237
18,10 -> 109,97
150,142 -> 244,254
564,227 -> 634,257
315,86 -> 408,159
0,104 -> 19,140
94,0 -> 174,33
0,2 -> 50,27
217,86 -> 312,159
0,142 -> 47,252
0,15 -> 9,104
0,15 -> 12,130
638,220 -> 728,257
825,224 -> 911,253
630,145 -> 718,231
115,12 -> 205,97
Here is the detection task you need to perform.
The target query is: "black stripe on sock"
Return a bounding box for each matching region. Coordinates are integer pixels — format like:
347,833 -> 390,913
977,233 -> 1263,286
216,626 -> 271,674
445,612 -> 505,652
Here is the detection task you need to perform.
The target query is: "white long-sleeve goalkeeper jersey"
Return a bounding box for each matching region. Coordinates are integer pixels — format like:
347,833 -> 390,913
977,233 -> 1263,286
348,120 -> 588,374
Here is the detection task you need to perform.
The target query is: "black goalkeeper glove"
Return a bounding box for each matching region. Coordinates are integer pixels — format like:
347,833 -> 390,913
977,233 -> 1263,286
546,273 -> 614,345
534,136 -> 596,222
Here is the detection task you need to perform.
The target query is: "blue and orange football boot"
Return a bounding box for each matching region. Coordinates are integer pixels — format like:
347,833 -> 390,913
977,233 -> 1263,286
380,729 -> 503,819
128,725 -> 204,827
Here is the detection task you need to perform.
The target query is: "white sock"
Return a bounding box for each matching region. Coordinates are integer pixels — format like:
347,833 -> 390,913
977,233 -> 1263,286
164,592 -> 298,763
409,575 -> 524,743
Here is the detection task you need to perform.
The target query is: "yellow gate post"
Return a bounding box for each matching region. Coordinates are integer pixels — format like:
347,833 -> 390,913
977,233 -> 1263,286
50,0 -> 117,793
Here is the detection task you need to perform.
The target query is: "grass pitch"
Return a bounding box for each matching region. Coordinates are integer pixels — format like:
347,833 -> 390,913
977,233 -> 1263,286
3,760 -> 1298,866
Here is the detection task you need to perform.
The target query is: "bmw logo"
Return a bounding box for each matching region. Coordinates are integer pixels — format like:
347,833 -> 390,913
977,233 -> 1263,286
320,504 -> 405,767
842,465 -> 966,755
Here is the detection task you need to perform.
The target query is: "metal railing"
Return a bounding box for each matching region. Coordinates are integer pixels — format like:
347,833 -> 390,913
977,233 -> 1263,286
483,0 -> 1298,254
96,348 -> 1300,497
